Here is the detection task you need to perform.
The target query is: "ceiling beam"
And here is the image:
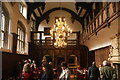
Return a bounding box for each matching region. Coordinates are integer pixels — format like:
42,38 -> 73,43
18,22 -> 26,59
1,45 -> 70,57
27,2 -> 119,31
32,11 -> 37,19
78,7 -> 83,16
37,8 -> 42,16
83,11 -> 88,19
75,2 -> 93,18
75,2 -> 93,12
35,7 -> 84,30
27,2 -> 45,20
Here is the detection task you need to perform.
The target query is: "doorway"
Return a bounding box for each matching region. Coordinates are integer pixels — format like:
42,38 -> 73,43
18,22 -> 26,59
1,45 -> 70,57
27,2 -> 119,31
42,55 -> 52,63
56,57 -> 65,67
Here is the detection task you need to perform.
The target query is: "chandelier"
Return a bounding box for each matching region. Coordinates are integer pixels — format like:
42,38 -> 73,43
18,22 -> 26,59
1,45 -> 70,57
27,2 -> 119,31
50,17 -> 72,48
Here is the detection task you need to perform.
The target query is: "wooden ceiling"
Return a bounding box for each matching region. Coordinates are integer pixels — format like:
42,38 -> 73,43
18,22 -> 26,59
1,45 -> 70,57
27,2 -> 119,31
26,2 -> 93,30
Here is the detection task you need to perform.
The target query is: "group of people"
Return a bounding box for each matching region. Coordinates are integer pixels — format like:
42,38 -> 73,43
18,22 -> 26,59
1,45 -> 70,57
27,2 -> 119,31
88,60 -> 117,80
41,60 -> 71,80
21,59 -> 39,80
16,59 -> 117,80
76,67 -> 88,80
40,60 -> 117,80
16,59 -> 71,80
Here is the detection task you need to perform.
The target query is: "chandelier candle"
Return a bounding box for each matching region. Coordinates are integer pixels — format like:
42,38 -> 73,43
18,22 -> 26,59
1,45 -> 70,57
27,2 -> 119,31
50,17 -> 72,48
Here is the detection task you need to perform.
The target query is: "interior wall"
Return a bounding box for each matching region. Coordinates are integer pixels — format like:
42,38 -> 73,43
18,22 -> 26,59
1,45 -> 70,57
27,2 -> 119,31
79,45 -> 89,68
83,3 -> 119,67
29,44 -> 89,68
95,46 -> 110,67
2,2 -> 30,54
38,10 -> 82,39
2,52 -> 29,79
83,18 -> 118,51
88,51 -> 95,67
1,2 -> 31,79
43,2 -> 77,13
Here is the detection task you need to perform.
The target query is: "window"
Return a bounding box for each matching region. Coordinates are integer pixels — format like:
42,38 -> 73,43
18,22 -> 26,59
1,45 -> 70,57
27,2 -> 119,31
0,6 -> 10,49
1,13 -> 5,48
19,3 -> 27,19
17,22 -> 25,54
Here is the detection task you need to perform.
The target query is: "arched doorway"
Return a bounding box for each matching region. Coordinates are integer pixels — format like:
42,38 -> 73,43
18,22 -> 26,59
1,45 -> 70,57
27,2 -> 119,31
68,55 -> 77,68
42,55 -> 52,63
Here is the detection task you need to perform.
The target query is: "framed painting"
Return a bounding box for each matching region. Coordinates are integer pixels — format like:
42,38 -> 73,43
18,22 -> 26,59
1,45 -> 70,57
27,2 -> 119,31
44,27 -> 51,35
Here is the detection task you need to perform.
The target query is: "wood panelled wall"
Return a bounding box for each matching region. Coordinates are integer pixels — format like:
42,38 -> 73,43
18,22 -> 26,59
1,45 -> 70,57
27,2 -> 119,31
95,46 -> 110,67
29,44 -> 89,68
29,31 -> 89,68
88,51 -> 95,67
80,45 -> 89,68
2,52 -> 29,79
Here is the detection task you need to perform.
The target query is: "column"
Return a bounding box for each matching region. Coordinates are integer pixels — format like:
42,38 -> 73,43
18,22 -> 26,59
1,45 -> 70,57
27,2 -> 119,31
11,33 -> 18,53
108,34 -> 120,80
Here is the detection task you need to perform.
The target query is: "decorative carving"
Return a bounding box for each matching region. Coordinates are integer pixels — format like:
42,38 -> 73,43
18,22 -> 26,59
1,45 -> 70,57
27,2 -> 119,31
109,34 -> 120,63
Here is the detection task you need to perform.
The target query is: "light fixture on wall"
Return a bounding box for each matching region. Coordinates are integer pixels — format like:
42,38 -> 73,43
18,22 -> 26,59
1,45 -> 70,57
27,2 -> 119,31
50,17 -> 72,48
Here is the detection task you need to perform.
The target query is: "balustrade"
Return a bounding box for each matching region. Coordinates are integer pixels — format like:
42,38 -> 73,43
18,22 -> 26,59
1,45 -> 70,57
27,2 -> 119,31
30,31 -> 80,48
81,2 -> 119,42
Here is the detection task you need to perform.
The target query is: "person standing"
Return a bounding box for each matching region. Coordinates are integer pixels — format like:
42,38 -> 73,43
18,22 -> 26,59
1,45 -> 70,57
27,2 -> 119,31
100,60 -> 117,80
22,59 -> 33,80
59,62 -> 71,80
41,62 -> 54,80
99,64 -> 102,71
88,62 -> 100,80
112,64 -> 117,80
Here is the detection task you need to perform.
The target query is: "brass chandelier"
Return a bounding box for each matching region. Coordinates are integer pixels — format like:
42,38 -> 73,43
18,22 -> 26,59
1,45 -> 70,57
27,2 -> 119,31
50,17 -> 72,48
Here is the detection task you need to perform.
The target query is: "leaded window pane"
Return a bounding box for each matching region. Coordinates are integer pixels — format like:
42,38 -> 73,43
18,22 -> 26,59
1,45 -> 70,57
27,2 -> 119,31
1,14 -> 5,31
17,22 -> 25,54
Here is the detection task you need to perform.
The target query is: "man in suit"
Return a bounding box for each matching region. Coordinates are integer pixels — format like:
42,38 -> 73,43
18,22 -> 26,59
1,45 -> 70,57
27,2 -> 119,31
100,60 -> 117,80
88,61 -> 100,80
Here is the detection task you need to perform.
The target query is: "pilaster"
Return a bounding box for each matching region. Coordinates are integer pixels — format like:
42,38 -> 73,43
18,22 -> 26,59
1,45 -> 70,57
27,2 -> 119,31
11,33 -> 18,53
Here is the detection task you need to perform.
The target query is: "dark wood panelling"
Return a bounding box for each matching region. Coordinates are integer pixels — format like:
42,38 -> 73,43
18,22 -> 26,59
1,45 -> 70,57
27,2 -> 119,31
88,51 -> 95,67
2,52 -> 29,79
29,31 -> 89,68
12,33 -> 18,53
95,46 -> 110,67
29,43 -> 89,68
79,45 -> 89,68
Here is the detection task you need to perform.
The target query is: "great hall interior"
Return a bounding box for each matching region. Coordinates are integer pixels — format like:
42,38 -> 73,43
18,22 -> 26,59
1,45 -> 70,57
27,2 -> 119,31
0,1 -> 120,80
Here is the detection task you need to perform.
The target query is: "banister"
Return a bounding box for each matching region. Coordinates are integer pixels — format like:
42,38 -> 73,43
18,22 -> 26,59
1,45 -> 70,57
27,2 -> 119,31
81,2 -> 119,43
